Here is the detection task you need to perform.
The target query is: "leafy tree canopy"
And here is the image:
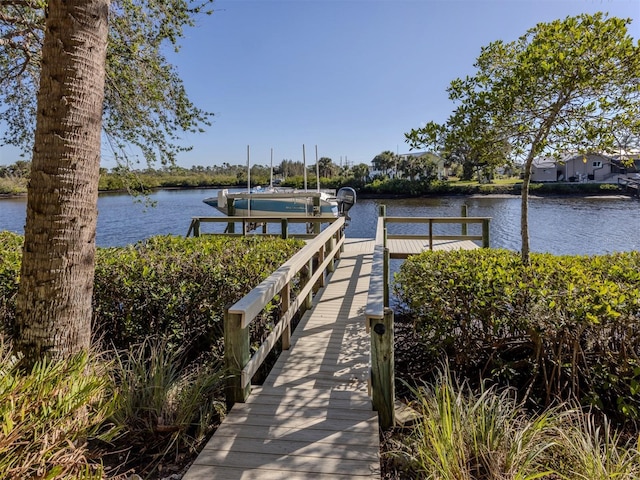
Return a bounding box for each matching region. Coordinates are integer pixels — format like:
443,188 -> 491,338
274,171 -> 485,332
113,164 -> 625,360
0,0 -> 214,166
406,13 -> 640,262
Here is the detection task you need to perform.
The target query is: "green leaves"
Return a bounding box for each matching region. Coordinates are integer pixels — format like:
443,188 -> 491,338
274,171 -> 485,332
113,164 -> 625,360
406,12 -> 640,262
92,234 -> 303,357
0,346 -> 116,479
395,249 -> 640,420
0,0 -> 214,166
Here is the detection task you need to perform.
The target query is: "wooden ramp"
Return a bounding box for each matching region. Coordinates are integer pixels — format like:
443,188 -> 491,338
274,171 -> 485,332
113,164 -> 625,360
184,238 -> 379,480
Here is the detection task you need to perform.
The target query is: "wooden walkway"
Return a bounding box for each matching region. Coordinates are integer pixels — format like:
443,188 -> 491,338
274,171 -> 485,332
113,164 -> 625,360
183,234 -> 480,480
184,238 -> 379,480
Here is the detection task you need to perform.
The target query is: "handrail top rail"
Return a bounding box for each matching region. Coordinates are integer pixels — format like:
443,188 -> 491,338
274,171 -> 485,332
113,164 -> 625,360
190,215 -> 338,223
365,216 -> 386,320
383,216 -> 491,223
228,216 -> 345,325
365,243 -> 385,320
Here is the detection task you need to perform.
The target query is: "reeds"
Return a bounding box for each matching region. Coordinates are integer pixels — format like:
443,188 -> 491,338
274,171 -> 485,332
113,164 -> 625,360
0,338 -> 116,479
386,366 -> 640,479
107,338 -> 225,476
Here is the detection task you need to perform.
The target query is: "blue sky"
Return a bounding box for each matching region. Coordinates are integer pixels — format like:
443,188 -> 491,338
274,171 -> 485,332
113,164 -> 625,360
1,0 -> 638,169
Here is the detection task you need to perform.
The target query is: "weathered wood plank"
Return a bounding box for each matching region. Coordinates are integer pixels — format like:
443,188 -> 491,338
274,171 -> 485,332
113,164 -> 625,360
191,449 -> 379,476
185,465 -> 375,480
184,238 -> 379,479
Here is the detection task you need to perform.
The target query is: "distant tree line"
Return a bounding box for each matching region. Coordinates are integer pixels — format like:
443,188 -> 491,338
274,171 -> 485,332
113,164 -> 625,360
1,149 -> 519,195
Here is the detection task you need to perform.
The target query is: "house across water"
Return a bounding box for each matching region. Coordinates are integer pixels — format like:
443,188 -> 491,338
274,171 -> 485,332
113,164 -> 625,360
531,152 -> 640,183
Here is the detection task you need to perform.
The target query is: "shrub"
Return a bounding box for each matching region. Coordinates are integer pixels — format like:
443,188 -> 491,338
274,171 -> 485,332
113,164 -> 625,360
394,249 -> 640,421
1,233 -> 303,355
386,367 -> 561,480
0,339 -> 116,479
385,366 -> 640,479
105,338 -> 226,477
0,232 -> 22,336
92,234 -> 303,359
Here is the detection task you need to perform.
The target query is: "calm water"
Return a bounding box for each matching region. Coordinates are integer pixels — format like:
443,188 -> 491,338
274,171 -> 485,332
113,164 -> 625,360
1,189 -> 639,255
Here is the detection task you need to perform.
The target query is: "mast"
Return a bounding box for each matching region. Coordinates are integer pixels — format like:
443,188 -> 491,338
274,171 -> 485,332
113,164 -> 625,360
246,145 -> 251,193
270,147 -> 273,188
303,144 -> 307,191
315,144 -> 320,192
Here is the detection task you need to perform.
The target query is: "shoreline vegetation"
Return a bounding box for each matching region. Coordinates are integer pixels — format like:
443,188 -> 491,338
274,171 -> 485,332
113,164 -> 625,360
1,158 -> 634,199
0,175 -> 630,199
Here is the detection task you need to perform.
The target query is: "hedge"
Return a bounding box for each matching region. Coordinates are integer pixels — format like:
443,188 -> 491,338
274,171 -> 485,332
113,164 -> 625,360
395,248 -> 640,421
0,232 -> 304,360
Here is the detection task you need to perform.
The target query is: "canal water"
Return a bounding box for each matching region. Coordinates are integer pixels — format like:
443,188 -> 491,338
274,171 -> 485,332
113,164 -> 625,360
1,188 -> 639,255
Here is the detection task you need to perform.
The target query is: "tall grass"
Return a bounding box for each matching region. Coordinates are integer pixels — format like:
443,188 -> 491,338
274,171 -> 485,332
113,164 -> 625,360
0,338 -> 116,479
386,366 -> 640,479
555,413 -> 640,479
107,338 -> 226,477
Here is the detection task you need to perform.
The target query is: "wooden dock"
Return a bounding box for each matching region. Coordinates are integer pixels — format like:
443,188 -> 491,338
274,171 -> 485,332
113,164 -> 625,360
387,238 -> 478,258
183,214 -> 487,479
184,238 -> 379,479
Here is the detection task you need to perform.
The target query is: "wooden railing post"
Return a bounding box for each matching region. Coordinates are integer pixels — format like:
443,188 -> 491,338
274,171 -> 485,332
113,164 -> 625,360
482,219 -> 490,247
314,198 -> 321,234
224,310 -> 250,407
305,258 -> 313,310
371,307 -> 395,429
281,219 -> 289,239
226,198 -> 235,234
281,283 -> 291,350
317,245 -> 326,288
327,235 -> 336,273
428,219 -> 434,250
461,204 -> 468,236
186,218 -> 200,237
383,247 -> 390,308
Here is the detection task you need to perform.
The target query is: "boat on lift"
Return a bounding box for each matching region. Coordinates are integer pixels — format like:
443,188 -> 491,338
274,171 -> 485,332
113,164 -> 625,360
204,187 -> 343,218
203,145 -> 356,220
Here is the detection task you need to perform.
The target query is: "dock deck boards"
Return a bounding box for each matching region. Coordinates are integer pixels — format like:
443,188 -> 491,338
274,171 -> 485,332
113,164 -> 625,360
184,238 -> 378,480
387,238 -> 479,258
183,236 -> 477,479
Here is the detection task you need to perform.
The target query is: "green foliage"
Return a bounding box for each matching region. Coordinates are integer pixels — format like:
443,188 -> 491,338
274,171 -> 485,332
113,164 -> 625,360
0,232 -> 303,358
0,178 -> 27,195
405,13 -> 640,262
386,366 -> 640,479
0,340 -> 116,479
394,249 -> 640,420
108,338 -> 225,475
0,1 -> 213,166
388,367 -> 560,479
0,232 -> 22,336
92,235 -> 303,357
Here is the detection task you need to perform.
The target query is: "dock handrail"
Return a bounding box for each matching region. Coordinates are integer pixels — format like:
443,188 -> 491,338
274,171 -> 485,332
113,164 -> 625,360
186,215 -> 337,239
224,216 -> 346,405
383,216 -> 491,250
365,206 -> 491,428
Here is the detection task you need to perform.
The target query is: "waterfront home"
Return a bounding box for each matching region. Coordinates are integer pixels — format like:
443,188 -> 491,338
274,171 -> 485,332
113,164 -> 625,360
531,157 -> 559,182
563,153 -> 616,182
531,153 -> 622,183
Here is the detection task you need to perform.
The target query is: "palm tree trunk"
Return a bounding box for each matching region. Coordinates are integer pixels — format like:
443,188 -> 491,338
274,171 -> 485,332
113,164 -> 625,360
15,0 -> 110,365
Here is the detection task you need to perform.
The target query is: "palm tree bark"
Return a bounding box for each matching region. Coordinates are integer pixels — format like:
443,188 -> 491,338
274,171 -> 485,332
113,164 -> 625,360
15,0 -> 110,364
